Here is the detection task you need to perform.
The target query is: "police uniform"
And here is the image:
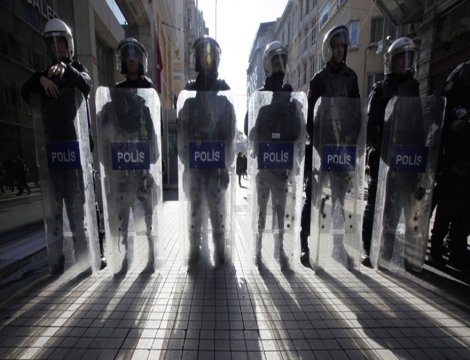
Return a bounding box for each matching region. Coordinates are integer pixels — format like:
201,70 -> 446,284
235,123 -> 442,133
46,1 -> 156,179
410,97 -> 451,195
430,61 -> 470,265
22,60 -> 93,271
100,90 -> 158,272
362,73 -> 420,260
180,73 -> 235,263
249,74 -> 302,262
301,62 -> 360,253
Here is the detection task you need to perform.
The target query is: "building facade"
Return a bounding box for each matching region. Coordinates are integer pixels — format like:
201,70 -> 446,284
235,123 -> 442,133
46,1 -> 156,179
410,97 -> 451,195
116,0 -> 206,188
246,21 -> 276,98
375,0 -> 470,96
249,0 -> 388,99
0,0 -> 123,188
286,0 -> 385,96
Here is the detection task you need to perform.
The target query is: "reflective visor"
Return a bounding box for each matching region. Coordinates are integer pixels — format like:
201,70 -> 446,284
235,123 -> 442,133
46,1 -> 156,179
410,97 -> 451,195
121,44 -> 144,62
392,50 -> 415,72
330,31 -> 348,48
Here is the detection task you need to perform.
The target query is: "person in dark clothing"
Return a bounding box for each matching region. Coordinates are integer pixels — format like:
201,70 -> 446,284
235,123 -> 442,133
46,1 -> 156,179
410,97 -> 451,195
361,37 -> 420,267
300,25 -> 360,263
21,18 -> 94,274
99,88 -> 158,274
429,60 -> 470,267
236,152 -> 244,187
178,36 -> 236,267
116,38 -> 154,89
248,41 -> 304,267
13,157 -> 31,196
97,38 -> 159,274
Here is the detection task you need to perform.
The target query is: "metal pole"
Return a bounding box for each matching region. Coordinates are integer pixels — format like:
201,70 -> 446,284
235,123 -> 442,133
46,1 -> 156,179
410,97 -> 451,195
196,0 -> 199,37
215,0 -> 217,40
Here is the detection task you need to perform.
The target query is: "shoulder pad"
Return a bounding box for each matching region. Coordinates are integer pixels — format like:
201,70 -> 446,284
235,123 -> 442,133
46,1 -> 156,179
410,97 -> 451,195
283,83 -> 293,92
184,80 -> 197,90
216,80 -> 230,90
372,80 -> 384,92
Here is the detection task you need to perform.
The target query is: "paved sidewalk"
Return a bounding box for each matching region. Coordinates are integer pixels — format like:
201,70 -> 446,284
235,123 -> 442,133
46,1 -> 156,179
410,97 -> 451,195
0,183 -> 470,359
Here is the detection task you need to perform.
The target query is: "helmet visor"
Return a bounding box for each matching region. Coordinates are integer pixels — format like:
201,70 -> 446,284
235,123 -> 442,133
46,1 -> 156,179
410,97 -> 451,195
330,31 -> 349,48
196,42 -> 219,72
271,54 -> 287,74
45,34 -> 69,61
119,43 -> 147,74
121,43 -> 145,62
391,50 -> 415,75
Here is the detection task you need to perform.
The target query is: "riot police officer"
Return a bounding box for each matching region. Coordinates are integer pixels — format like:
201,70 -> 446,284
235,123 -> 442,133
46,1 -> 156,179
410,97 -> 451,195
98,88 -> 158,274
301,25 -> 360,262
429,60 -> 470,267
21,19 -> 95,273
361,37 -> 420,267
249,41 -> 304,267
179,36 -> 236,266
184,36 -> 229,91
116,38 -> 154,89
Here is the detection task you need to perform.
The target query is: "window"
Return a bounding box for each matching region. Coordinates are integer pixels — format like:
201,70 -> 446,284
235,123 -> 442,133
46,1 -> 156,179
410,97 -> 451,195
319,4 -> 329,28
349,20 -> 359,49
370,17 -> 384,43
306,0 -> 309,15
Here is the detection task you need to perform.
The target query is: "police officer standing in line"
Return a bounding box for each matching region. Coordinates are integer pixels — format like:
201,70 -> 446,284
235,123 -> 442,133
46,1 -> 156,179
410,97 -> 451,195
361,37 -> 420,267
180,36 -> 236,266
21,18 -> 94,273
116,38 -> 154,89
99,38 -> 158,274
429,60 -> 470,267
301,25 -> 360,263
249,41 -> 303,267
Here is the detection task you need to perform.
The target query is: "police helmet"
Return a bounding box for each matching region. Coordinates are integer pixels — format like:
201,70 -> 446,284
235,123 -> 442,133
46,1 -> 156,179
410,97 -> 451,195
117,38 -> 148,75
193,36 -> 221,73
384,37 -> 418,75
322,25 -> 349,64
263,41 -> 288,77
44,18 -> 74,59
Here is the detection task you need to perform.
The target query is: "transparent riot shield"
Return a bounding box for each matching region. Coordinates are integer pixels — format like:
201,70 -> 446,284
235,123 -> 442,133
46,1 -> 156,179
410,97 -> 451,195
95,87 -> 163,275
30,88 -> 100,275
370,96 -> 445,272
308,97 -> 366,271
247,91 -> 307,269
177,90 -> 237,268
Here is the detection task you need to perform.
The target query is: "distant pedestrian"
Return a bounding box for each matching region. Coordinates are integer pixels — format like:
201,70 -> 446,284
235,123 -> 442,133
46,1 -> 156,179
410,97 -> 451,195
14,157 -> 31,196
236,152 -> 244,187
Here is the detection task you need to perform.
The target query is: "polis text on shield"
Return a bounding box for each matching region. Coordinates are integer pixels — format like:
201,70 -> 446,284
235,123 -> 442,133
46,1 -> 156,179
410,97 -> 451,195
117,149 -> 145,164
194,149 -> 221,162
327,153 -> 352,166
263,150 -> 289,163
51,149 -> 76,163
395,153 -> 422,166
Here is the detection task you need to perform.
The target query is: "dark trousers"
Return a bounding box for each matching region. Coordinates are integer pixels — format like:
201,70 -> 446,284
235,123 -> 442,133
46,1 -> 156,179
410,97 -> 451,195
300,174 -> 312,251
430,173 -> 470,259
362,177 -> 377,256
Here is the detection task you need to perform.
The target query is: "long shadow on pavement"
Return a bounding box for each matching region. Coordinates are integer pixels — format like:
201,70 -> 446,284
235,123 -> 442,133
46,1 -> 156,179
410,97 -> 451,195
256,263 -> 374,359
317,268 -> 470,359
162,261 -> 263,360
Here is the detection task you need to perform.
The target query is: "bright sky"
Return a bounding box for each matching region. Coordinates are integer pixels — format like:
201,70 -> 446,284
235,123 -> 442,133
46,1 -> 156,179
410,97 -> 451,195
197,0 -> 289,130
106,0 -> 289,130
